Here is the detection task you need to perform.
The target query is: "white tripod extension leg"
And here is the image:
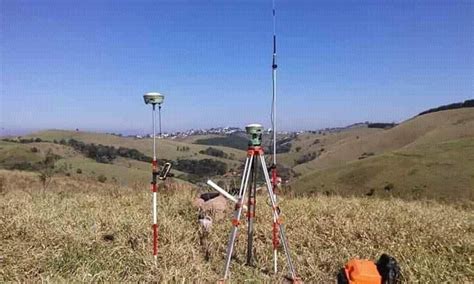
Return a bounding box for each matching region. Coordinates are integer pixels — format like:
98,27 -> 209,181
222,154 -> 254,280
207,180 -> 248,211
259,154 -> 297,280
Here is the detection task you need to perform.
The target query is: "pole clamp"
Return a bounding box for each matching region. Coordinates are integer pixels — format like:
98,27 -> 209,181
150,183 -> 157,192
246,211 -> 255,218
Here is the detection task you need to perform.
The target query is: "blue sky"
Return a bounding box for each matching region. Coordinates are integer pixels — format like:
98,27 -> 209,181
1,0 -> 473,134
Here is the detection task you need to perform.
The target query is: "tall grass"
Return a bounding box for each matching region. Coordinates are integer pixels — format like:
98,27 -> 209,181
0,170 -> 472,282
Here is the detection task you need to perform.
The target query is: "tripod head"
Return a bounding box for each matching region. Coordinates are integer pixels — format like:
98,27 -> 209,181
245,124 -> 263,146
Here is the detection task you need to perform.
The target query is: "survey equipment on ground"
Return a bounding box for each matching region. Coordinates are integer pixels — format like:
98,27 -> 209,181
220,124 -> 300,282
143,91 -> 170,265
337,254 -> 400,284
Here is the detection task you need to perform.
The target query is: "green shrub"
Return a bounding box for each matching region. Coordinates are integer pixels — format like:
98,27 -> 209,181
295,152 -> 317,165
98,175 -> 107,183
384,183 -> 394,191
174,159 -> 227,177
199,147 -> 228,158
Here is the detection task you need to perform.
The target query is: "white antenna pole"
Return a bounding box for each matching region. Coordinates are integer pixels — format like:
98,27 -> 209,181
272,0 -> 277,165
153,105 -> 156,159
158,104 -> 162,138
271,0 -> 279,274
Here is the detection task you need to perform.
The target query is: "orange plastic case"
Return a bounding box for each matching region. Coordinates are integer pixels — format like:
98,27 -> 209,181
344,259 -> 382,284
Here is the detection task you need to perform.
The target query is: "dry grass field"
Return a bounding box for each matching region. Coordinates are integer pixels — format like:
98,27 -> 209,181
1,170 -> 472,282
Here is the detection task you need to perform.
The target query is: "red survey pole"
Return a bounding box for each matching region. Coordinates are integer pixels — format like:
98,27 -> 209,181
143,92 -> 164,265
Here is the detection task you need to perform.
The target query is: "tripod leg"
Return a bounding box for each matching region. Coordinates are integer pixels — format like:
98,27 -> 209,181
246,157 -> 257,266
238,155 -> 251,197
222,155 -> 254,280
273,211 -> 278,274
259,154 -> 298,280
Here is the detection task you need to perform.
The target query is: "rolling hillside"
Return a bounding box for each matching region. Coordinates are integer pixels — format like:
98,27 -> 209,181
26,130 -> 245,166
14,130 -> 250,183
291,137 -> 474,204
291,108 -> 474,174
287,108 -> 474,204
2,107 -> 473,203
0,139 -> 191,186
277,126 -> 382,168
1,129 -> 245,186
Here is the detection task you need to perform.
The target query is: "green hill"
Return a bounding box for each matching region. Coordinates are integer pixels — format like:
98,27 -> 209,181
2,107 -> 473,203
277,126 -> 382,169
291,108 -> 474,175
25,130 -> 245,165
291,137 -> 474,205
13,129 -> 249,183
194,133 -> 249,150
0,139 -> 191,185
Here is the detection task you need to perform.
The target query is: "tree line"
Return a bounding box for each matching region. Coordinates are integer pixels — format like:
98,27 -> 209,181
199,147 -> 228,158
194,134 -> 249,150
174,158 -> 227,177
418,99 -> 474,116
368,123 -> 397,129
57,139 -> 154,164
2,137 -> 43,144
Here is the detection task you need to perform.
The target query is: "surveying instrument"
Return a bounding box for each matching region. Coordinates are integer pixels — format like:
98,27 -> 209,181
143,92 -> 172,265
221,124 -> 299,282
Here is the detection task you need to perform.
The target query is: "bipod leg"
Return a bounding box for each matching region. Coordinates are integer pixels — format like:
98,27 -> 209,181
246,156 -> 257,266
259,154 -> 298,281
222,154 -> 254,280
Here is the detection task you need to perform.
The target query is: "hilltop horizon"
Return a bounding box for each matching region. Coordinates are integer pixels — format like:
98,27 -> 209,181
2,99 -> 472,137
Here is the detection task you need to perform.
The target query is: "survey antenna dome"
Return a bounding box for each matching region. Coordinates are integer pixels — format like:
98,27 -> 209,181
143,92 -> 165,105
245,123 -> 263,147
245,123 -> 263,134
